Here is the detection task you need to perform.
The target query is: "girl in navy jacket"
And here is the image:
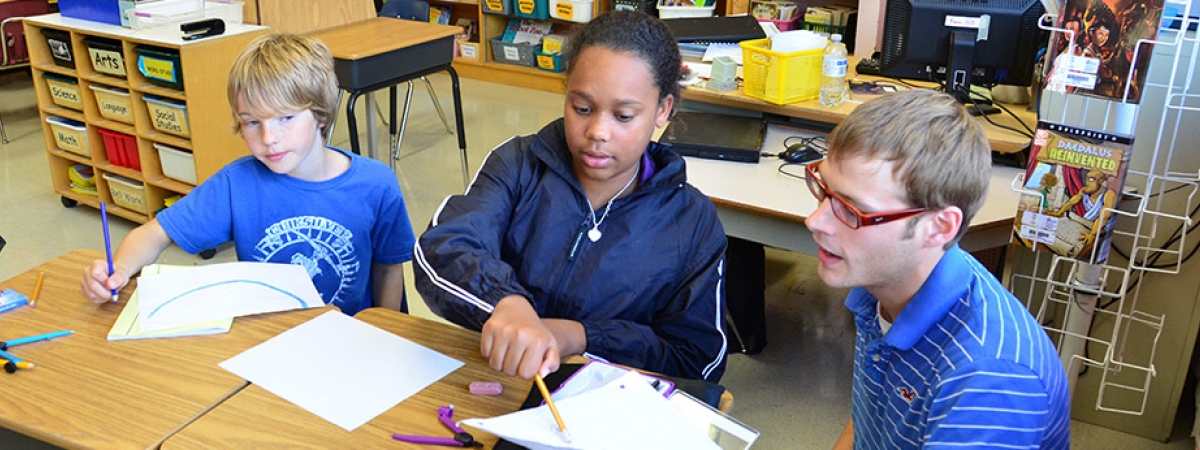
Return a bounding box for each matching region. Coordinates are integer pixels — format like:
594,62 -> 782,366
414,10 -> 728,382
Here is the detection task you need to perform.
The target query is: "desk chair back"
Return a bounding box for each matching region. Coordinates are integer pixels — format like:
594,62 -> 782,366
379,0 -> 430,22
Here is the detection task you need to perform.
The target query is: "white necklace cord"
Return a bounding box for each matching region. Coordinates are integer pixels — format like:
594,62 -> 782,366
587,163 -> 640,242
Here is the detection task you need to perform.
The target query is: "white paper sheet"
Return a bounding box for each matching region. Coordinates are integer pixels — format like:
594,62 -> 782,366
220,311 -> 464,431
463,372 -> 721,450
137,262 -> 323,332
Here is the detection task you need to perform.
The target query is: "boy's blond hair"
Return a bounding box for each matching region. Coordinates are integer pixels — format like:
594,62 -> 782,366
826,89 -> 991,246
227,34 -> 339,139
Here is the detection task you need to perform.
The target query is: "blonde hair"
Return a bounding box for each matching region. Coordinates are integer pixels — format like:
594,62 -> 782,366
826,89 -> 991,246
227,34 -> 339,139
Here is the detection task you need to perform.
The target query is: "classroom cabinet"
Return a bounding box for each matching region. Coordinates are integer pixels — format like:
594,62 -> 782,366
24,14 -> 268,224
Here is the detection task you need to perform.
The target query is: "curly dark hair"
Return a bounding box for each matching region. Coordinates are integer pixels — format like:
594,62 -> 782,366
563,10 -> 681,106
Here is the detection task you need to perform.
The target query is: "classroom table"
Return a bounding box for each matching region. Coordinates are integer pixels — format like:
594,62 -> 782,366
681,71 -> 1037,155
0,249 -> 334,449
161,307 -> 529,449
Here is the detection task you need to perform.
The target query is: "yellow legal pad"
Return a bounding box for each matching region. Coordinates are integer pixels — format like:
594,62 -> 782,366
107,264 -> 233,341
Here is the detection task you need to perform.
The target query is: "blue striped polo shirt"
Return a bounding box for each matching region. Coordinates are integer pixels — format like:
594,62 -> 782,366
846,245 -> 1070,449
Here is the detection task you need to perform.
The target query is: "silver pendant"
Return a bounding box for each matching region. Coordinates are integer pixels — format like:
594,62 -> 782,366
587,228 -> 602,242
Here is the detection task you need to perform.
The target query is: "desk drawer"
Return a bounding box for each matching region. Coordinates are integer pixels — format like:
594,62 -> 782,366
331,36 -> 455,91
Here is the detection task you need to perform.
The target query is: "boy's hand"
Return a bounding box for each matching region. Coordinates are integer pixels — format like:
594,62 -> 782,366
81,259 -> 129,303
481,295 -> 561,380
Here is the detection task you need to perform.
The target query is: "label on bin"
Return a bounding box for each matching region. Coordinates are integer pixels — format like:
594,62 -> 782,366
91,49 -> 125,75
153,107 -> 187,135
555,2 -> 574,19
485,0 -> 505,10
139,56 -> 178,84
518,0 -> 535,14
504,46 -> 521,62
102,100 -> 130,118
55,129 -> 81,150
48,39 -> 72,63
51,86 -> 80,105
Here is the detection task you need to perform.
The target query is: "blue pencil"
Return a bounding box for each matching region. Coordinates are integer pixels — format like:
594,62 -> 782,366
0,330 -> 73,350
100,202 -> 118,303
0,348 -> 24,364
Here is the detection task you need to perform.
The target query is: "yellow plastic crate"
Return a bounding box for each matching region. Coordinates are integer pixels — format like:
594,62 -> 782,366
90,85 -> 135,124
739,38 -> 822,105
102,172 -> 148,214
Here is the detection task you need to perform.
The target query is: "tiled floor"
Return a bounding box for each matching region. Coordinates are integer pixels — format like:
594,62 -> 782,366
1,67 -> 1197,449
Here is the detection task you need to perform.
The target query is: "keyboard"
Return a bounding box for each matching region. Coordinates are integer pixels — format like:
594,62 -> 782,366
856,57 -> 882,76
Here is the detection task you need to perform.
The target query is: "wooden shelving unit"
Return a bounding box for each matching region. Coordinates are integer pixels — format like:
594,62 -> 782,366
24,14 -> 269,223
450,0 -> 608,93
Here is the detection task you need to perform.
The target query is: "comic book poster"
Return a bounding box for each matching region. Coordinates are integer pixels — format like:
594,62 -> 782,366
1012,121 -> 1133,264
1044,0 -> 1164,104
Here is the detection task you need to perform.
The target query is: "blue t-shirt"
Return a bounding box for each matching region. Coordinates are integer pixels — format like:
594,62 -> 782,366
157,147 -> 415,316
847,246 -> 1070,449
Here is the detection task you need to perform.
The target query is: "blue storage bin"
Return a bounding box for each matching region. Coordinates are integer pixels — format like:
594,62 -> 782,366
136,45 -> 184,91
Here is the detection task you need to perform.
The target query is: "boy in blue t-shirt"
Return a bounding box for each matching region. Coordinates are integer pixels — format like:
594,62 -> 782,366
81,34 -> 415,315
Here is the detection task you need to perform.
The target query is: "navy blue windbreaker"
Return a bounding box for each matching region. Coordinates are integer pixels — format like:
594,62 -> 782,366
414,119 -> 728,381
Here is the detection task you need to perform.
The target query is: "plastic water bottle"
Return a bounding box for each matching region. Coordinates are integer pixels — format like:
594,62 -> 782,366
819,34 -> 848,108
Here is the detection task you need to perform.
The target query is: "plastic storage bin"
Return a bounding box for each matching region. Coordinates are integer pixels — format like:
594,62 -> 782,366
482,0 -> 510,15
204,0 -> 244,23
89,85 -> 135,124
657,1 -> 714,18
489,37 -> 537,67
59,0 -> 133,26
128,0 -> 204,30
535,51 -> 563,72
83,37 -> 127,77
143,94 -> 191,138
513,0 -> 549,19
739,38 -> 821,105
135,45 -> 184,90
44,73 -> 83,111
102,172 -> 148,214
613,0 -> 655,15
98,128 -> 140,171
41,28 -> 75,69
45,116 -> 90,156
550,0 -> 592,22
154,143 -> 197,184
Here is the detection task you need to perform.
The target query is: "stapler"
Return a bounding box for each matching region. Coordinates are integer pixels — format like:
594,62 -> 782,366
181,18 -> 225,41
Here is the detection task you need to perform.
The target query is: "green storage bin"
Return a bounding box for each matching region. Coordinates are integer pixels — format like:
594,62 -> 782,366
136,45 -> 185,91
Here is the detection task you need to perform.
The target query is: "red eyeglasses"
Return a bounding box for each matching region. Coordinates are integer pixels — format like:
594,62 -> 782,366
805,161 -> 928,229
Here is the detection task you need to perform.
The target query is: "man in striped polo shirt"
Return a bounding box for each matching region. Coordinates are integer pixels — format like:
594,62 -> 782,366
805,90 -> 1071,449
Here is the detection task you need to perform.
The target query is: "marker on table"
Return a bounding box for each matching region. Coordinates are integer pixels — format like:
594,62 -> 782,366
30,271 -> 44,308
1,359 -> 34,374
0,348 -> 29,368
0,330 -> 73,351
101,201 -> 118,303
534,373 -> 571,443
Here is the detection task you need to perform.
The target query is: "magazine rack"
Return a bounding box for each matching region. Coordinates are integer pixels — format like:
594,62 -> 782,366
1008,7 -> 1200,423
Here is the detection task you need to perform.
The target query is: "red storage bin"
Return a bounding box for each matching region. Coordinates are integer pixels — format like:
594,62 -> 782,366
98,128 -> 140,171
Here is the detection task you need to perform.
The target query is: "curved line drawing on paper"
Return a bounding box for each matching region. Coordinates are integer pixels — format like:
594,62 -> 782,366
146,279 -> 314,319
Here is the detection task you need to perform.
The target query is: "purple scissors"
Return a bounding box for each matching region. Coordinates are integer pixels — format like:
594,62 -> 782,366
392,405 -> 483,447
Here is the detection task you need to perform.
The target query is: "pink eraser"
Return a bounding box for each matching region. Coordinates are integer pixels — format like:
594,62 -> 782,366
469,381 -> 503,395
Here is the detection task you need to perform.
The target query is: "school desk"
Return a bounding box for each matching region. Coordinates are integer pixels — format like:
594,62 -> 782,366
162,307 -> 528,449
310,17 -> 469,186
0,249 -> 334,449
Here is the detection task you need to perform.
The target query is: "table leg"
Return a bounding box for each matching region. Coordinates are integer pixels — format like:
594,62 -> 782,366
365,92 -> 379,160
346,91 -> 361,155
447,67 -> 468,188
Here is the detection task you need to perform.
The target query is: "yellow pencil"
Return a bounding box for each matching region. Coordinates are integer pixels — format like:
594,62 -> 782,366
534,373 -> 571,443
30,272 -> 45,308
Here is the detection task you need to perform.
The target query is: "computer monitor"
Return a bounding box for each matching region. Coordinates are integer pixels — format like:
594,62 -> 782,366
879,0 -> 1045,113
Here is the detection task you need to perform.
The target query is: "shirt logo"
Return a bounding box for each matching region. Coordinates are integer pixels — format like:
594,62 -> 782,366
255,216 -> 359,308
897,386 -> 918,403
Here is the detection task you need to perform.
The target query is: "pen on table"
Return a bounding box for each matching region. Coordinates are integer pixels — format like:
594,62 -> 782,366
534,373 -> 571,443
100,201 -> 118,303
30,271 -> 44,308
1,330 -> 73,351
0,358 -> 34,374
